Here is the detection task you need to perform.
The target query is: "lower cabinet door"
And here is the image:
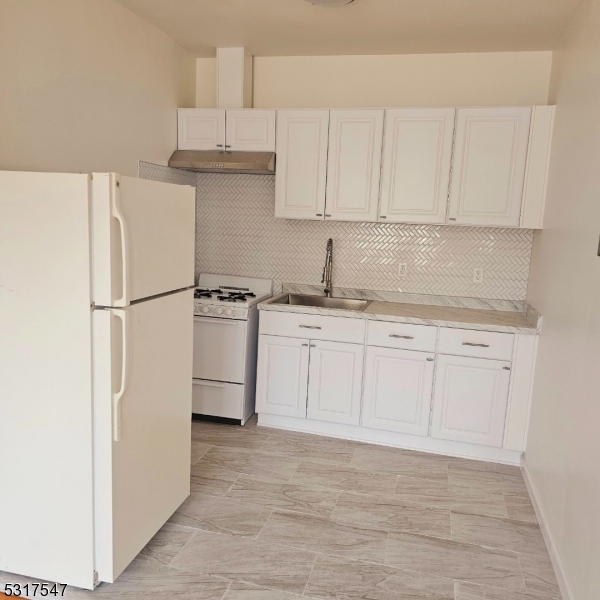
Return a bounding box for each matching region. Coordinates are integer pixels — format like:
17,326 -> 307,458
306,340 -> 364,425
431,354 -> 511,447
256,335 -> 310,418
362,346 -> 435,435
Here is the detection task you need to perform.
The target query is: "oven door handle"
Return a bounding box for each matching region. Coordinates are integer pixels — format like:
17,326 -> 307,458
194,316 -> 240,325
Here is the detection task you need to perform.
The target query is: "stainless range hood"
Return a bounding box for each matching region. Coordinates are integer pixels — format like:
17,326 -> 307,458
168,150 -> 275,175
169,47 -> 275,175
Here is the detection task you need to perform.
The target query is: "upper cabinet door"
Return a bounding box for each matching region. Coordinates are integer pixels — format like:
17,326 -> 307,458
325,109 -> 384,222
379,108 -> 455,224
226,109 -> 276,152
448,107 -> 532,227
275,110 -> 329,220
178,109 -> 226,151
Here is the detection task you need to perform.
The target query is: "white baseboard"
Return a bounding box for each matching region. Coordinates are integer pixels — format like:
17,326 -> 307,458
521,457 -> 574,600
258,413 -> 523,465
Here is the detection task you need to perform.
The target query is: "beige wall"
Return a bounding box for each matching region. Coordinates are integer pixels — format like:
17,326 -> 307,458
196,52 -> 551,108
0,0 -> 195,176
526,0 -> 600,598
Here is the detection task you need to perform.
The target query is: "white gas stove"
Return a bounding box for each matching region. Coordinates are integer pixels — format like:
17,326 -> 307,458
194,273 -> 273,320
192,274 -> 273,425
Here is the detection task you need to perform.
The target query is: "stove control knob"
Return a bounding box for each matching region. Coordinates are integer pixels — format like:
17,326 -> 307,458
225,308 -> 233,316
216,307 -> 224,315
202,306 -> 210,314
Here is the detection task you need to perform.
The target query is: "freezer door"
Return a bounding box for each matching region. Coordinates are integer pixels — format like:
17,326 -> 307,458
92,173 -> 195,306
0,171 -> 96,589
93,290 -> 193,583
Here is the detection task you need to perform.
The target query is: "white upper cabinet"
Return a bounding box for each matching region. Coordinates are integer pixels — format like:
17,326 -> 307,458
275,110 -> 329,220
520,106 -> 555,229
325,109 -> 384,222
306,340 -> 364,426
178,109 -> 226,150
448,107 -> 532,227
225,109 -> 276,152
431,354 -> 511,448
379,108 -> 455,224
178,108 -> 275,152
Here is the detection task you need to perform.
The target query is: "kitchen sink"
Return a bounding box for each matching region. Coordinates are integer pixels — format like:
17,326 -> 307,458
272,294 -> 370,311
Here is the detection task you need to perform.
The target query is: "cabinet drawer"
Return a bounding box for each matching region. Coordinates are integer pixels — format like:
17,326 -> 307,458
438,328 -> 514,361
192,379 -> 243,420
367,321 -> 437,352
259,310 -> 365,344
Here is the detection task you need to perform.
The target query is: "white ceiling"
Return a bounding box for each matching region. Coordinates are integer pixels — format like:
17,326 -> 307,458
116,0 -> 582,57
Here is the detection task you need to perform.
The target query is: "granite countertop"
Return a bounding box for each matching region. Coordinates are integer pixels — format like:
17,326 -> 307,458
258,285 -> 541,335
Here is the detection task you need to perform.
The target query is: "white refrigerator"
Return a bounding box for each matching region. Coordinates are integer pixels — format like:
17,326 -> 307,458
0,171 -> 196,589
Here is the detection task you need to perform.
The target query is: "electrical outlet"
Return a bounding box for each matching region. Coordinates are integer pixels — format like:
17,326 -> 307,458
398,263 -> 408,278
473,268 -> 484,284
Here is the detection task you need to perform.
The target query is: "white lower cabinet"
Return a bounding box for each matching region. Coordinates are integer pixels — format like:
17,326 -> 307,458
307,340 -> 364,426
257,313 -> 537,459
362,347 -> 435,435
255,335 -> 310,418
431,354 -> 511,448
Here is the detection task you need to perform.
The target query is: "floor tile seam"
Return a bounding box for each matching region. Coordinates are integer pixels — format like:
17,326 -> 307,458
218,579 -> 233,600
347,461 -> 452,483
387,529 -> 524,560
516,553 -> 536,599
166,527 -> 205,569
449,508 -> 545,531
294,458 -> 404,480
453,576 -> 543,598
381,562 -> 528,595
299,551 -> 320,598
187,501 -> 455,545
337,488 -> 454,516
443,478 -> 529,497
221,491 -> 340,519
255,524 -> 388,565
230,472 -> 347,497
445,534 -> 550,559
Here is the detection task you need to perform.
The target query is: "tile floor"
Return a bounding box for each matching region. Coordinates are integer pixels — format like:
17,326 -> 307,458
1,417 -> 562,599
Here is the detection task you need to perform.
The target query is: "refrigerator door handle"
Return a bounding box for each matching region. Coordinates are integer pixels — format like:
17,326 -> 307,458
111,186 -> 130,307
112,308 -> 130,442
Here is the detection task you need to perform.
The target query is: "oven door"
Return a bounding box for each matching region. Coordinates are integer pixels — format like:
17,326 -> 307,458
193,316 -> 248,384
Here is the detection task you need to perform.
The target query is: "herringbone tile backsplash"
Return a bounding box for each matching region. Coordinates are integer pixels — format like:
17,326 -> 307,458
139,163 -> 534,300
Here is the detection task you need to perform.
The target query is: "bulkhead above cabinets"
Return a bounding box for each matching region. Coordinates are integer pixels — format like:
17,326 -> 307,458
274,105 -> 555,229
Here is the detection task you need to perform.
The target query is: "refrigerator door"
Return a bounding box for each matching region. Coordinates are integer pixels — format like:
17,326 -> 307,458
0,171 -> 96,589
92,173 -> 195,307
93,289 -> 193,583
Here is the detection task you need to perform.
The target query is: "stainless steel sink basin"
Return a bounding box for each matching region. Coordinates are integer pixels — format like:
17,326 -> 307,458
272,294 -> 369,311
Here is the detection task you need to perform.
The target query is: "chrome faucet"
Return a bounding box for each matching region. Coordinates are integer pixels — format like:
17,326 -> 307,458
321,238 -> 333,298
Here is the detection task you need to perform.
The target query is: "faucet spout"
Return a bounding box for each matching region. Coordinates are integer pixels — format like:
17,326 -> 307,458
321,238 -> 333,298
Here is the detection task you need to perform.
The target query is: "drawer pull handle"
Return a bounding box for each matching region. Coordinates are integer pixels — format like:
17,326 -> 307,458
310,344 -> 316,348
503,366 -> 511,370
426,357 -> 434,361
390,334 -> 414,339
302,343 -> 309,347
299,325 -> 322,330
463,342 -> 490,348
